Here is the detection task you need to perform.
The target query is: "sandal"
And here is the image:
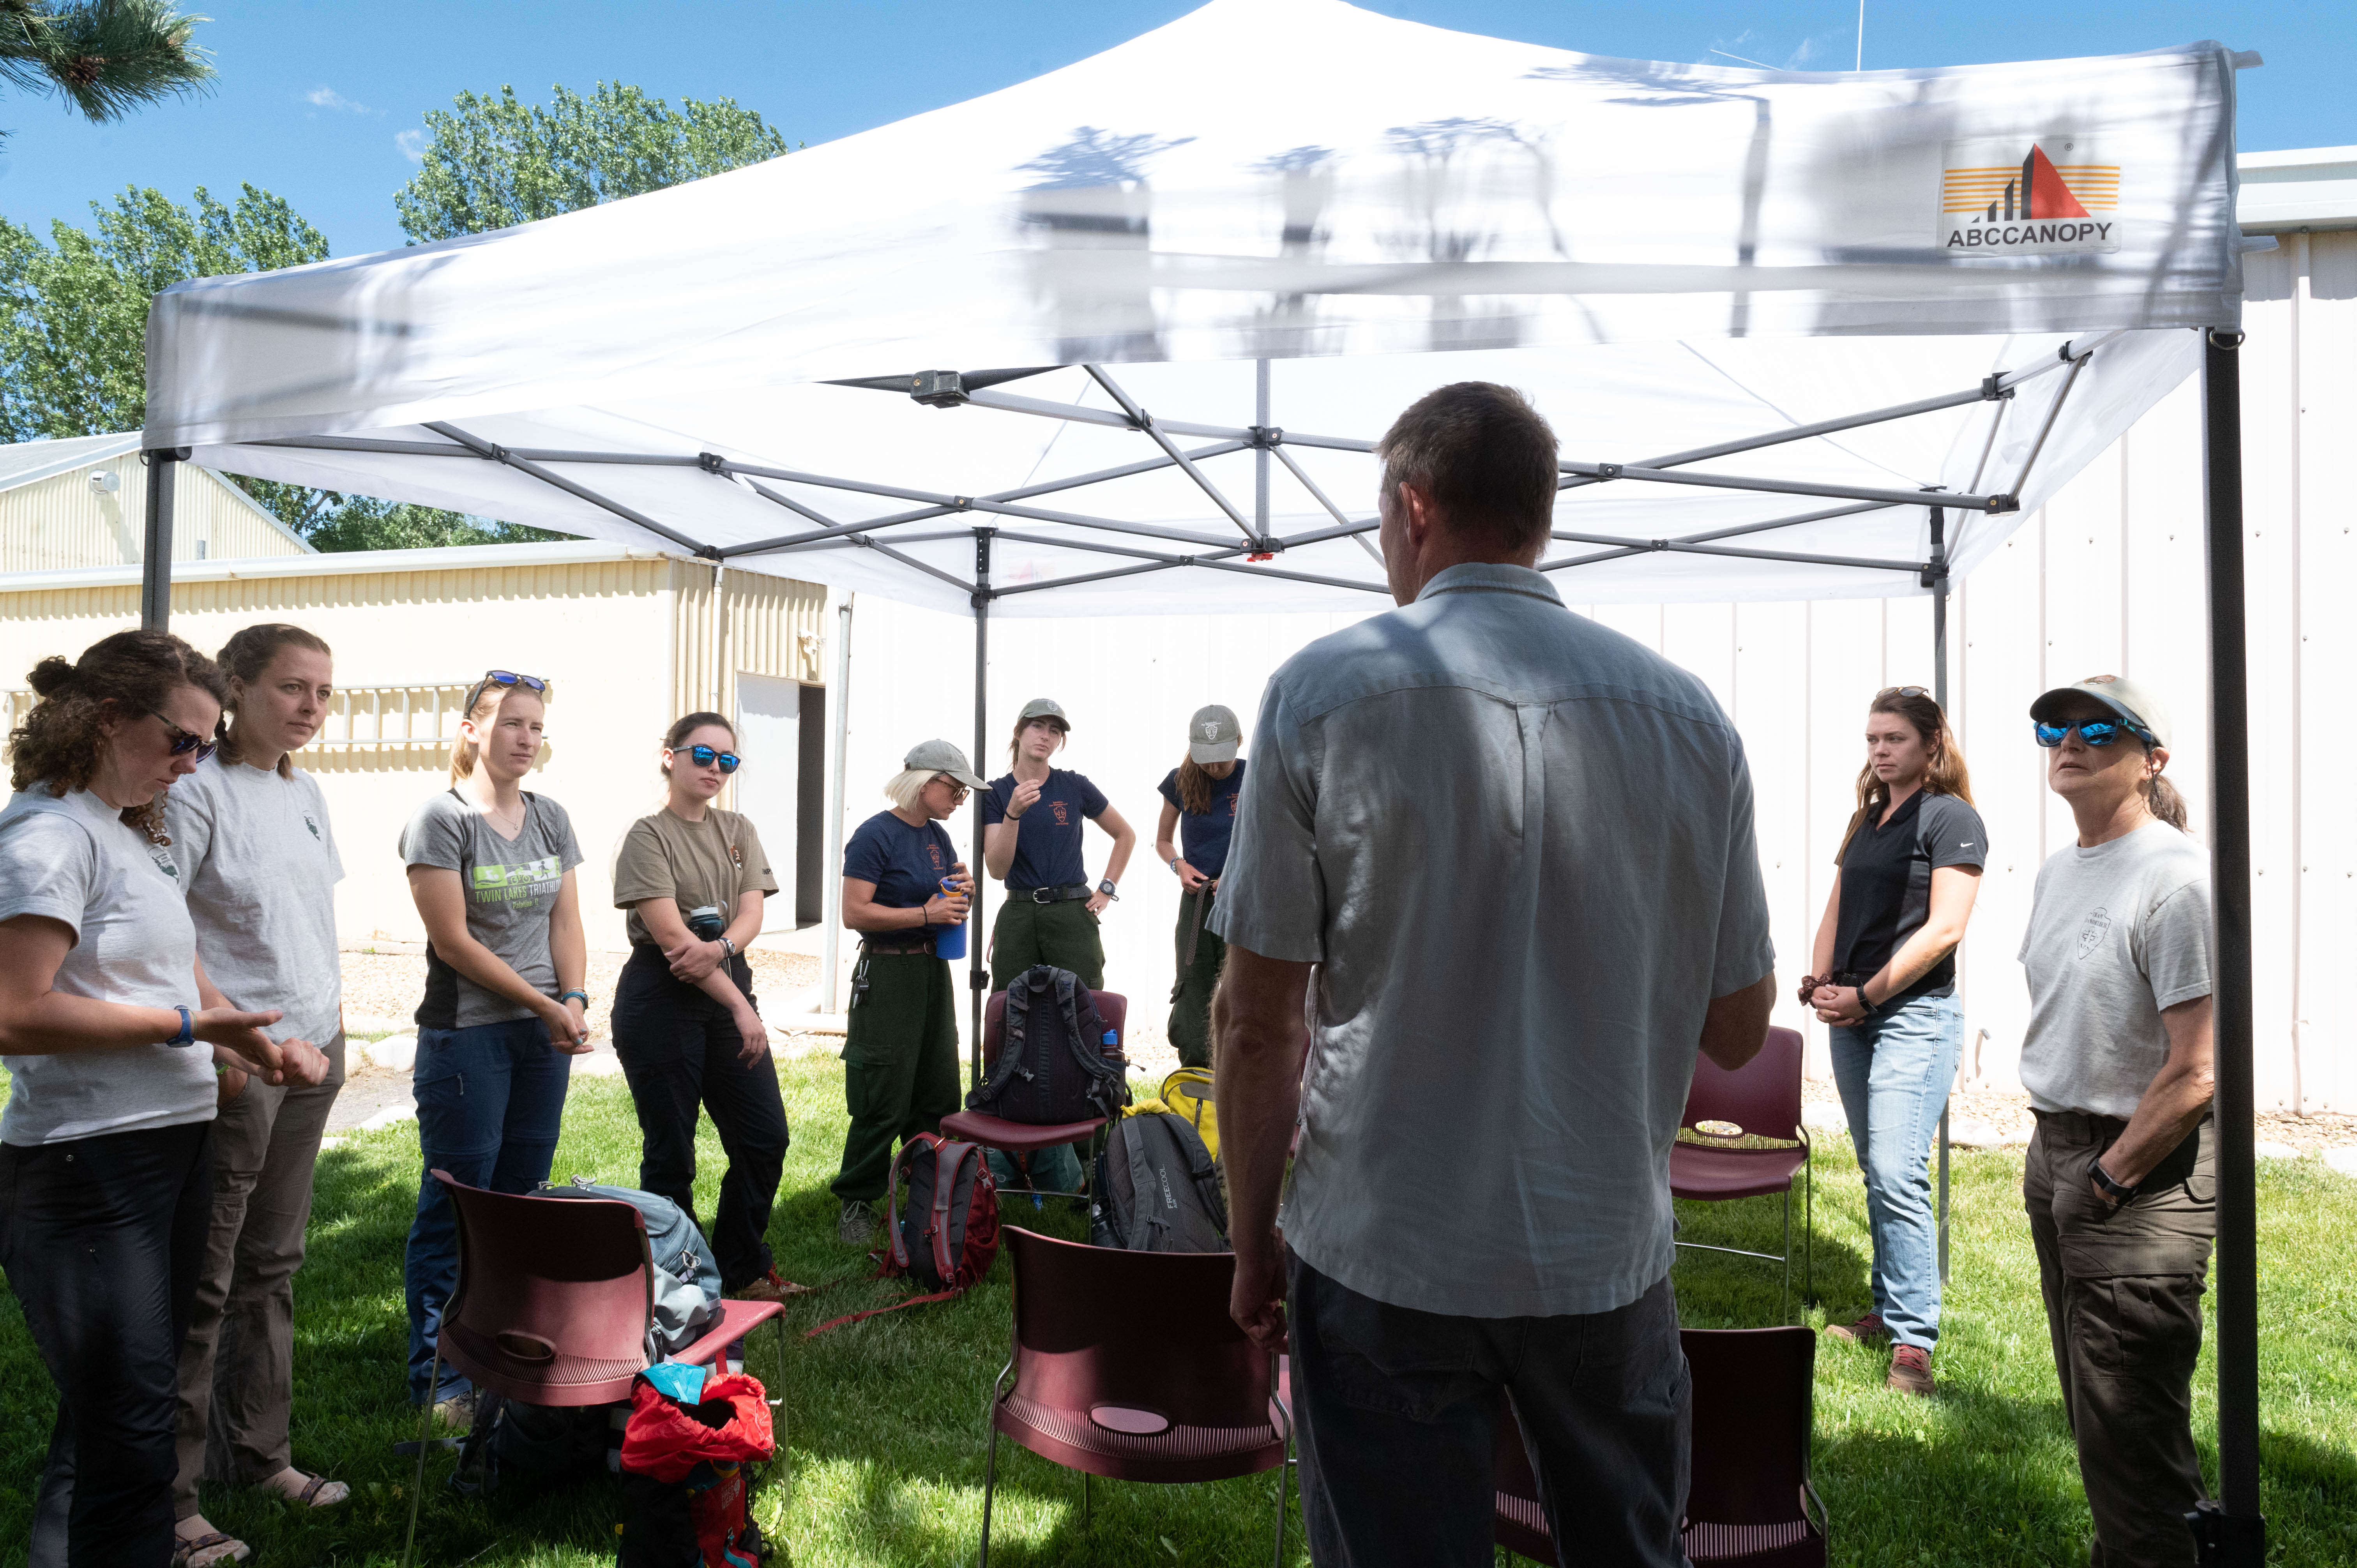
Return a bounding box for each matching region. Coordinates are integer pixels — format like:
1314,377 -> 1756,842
172,1530 -> 252,1568
263,1468 -> 351,1508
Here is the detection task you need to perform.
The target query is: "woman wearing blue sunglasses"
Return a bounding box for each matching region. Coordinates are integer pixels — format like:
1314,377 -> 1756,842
1799,684 -> 1986,1397
608,712 -> 807,1303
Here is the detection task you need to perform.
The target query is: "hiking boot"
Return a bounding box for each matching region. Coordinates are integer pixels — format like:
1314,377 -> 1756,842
732,1267 -> 816,1302
432,1386 -> 479,1432
838,1199 -> 878,1246
1888,1344 -> 1935,1396
1825,1311 -> 1891,1346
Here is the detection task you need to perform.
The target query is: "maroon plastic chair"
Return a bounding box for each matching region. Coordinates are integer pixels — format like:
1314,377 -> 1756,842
1495,1326 -> 1828,1566
941,989 -> 1129,1199
400,1172 -> 791,1566
979,1227 -> 1290,1567
1670,1026 -> 1813,1317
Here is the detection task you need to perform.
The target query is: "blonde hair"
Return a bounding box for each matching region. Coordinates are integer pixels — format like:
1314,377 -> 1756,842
215,623 -> 332,777
883,767 -> 935,812
448,679 -> 548,786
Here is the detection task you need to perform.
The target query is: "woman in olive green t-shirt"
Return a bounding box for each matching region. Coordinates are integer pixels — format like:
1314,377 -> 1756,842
609,712 -> 807,1302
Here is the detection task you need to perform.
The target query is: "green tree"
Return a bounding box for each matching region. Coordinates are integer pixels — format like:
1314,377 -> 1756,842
395,81 -> 789,242
0,0 -> 214,139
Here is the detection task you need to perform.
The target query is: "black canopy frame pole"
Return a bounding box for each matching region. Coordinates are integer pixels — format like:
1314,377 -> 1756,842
970,528 -> 996,1091
2196,327 -> 2264,1567
1928,505 -> 1952,1287
138,447 -> 187,630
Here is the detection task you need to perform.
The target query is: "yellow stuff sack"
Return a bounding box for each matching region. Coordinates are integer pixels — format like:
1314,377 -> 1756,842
1159,1068 -> 1217,1161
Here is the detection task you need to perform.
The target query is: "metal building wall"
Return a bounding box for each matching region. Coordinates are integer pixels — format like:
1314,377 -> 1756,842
0,456 -> 309,573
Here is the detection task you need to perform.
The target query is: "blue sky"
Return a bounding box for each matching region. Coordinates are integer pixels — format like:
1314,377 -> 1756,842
2,0 -> 2346,259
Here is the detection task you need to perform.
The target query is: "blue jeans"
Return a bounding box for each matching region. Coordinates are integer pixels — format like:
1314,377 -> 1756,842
403,1017 -> 572,1404
1829,992 -> 1963,1351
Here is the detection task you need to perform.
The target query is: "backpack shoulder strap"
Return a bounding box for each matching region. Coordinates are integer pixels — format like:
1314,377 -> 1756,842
887,1135 -> 932,1275
1120,1116 -> 1159,1248
929,1141 -> 967,1288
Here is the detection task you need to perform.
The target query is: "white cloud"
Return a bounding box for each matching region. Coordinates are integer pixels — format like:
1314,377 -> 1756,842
304,85 -> 373,114
395,128 -> 426,162
1788,38 -> 1818,67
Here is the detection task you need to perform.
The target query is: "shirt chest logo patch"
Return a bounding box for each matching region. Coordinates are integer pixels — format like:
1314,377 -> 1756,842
728,844 -> 743,869
928,844 -> 945,871
1050,800 -> 1070,826
2076,906 -> 2111,959
303,813 -> 321,842
149,846 -> 180,880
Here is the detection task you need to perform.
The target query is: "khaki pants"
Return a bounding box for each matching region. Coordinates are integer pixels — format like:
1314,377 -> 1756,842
173,1033 -> 345,1514
2023,1110 -> 2214,1568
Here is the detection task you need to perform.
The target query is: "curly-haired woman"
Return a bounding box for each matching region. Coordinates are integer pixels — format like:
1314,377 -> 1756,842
0,630 -> 326,1568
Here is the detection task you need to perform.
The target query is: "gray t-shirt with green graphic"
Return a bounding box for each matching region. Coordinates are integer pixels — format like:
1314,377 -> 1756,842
399,789 -> 583,1031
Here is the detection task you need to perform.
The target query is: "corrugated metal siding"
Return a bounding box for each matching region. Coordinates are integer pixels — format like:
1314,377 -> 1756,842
668,561 -> 827,719
0,458 -> 307,572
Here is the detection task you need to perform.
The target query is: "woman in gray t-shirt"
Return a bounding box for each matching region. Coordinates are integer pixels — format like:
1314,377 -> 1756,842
395,671 -> 587,1422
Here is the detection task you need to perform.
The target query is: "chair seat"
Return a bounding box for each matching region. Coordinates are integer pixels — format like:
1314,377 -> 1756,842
672,1297 -> 789,1370
995,1390 -> 1285,1485
1670,1142 -> 1808,1202
941,1109 -> 1107,1154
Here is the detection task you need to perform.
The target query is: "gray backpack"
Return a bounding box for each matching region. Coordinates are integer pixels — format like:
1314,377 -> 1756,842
1089,1110 -> 1230,1253
536,1177 -> 721,1356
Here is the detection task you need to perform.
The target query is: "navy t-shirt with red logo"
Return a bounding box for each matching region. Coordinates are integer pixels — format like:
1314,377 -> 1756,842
1158,761 -> 1247,879
982,768 -> 1109,890
843,809 -> 958,909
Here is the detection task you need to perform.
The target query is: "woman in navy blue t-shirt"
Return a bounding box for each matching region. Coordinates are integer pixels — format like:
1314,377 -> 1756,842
980,696 -> 1137,992
827,739 -> 982,1246
1153,703 -> 1246,1070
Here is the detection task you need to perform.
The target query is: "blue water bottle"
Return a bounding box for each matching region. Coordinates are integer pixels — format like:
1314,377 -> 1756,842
933,876 -> 968,962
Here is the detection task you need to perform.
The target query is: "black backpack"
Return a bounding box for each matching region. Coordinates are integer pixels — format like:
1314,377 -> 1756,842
448,1393 -> 620,1499
1090,1110 -> 1230,1253
966,966 -> 1130,1125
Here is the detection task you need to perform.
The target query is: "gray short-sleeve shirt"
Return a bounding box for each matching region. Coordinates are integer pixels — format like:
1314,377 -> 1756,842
399,789 -> 583,1030
2018,821 -> 2212,1119
1211,563 -> 1776,1319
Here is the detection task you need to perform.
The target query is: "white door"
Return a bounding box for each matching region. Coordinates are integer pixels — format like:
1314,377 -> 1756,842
734,675 -> 800,934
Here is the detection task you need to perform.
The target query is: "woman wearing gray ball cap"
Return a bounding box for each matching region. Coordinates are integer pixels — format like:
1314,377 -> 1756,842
829,739 -> 982,1245
1154,703 -> 1246,1070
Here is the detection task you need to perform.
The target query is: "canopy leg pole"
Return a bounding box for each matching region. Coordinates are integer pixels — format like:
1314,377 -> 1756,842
970,529 -> 995,1091
821,595 -> 855,1014
1255,358 -> 1271,542
140,448 -> 185,631
1929,507 -> 1951,1288
2196,327 -> 2264,1566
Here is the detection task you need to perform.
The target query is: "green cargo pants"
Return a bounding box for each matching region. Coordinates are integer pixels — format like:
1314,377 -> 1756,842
1166,887 -> 1226,1071
830,954 -> 961,1204
2023,1111 -> 2216,1568
988,896 -> 1104,992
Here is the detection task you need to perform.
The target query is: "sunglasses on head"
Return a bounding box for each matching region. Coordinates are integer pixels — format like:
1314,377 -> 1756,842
149,710 -> 219,763
1877,685 -> 1931,700
675,743 -> 741,773
2034,718 -> 2156,749
465,669 -> 548,712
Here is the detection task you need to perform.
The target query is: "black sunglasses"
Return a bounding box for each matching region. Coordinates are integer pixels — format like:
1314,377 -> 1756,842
465,669 -> 549,712
935,774 -> 970,799
149,710 -> 219,763
2034,718 -> 2156,750
675,743 -> 741,774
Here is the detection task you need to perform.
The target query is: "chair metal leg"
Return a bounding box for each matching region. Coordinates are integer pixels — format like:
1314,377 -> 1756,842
1082,1469 -> 1090,1522
1805,1153 -> 1816,1307
1270,1351 -> 1293,1568
979,1424 -> 1001,1568
1781,1186 -> 1793,1324
399,1342 -> 444,1568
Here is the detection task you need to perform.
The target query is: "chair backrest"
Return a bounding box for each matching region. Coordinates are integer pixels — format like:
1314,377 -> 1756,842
1682,1026 -> 1804,1143
1001,1225 -> 1266,1428
432,1170 -> 654,1406
1683,1326 -> 1816,1527
982,986 -> 1130,1055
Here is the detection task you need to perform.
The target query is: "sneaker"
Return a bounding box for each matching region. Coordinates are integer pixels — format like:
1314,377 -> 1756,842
732,1267 -> 816,1302
838,1199 -> 878,1246
1825,1311 -> 1891,1346
432,1386 -> 479,1432
1887,1344 -> 1935,1396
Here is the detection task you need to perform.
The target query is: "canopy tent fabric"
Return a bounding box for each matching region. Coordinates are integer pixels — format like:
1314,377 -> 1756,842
141,0 -> 2243,616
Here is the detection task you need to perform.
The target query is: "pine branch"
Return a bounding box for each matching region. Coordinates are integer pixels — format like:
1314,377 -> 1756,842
0,1 -> 213,124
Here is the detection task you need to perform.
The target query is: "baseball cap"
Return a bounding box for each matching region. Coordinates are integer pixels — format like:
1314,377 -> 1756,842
903,739 -> 987,791
1187,703 -> 1242,764
1017,697 -> 1070,729
2029,675 -> 2172,749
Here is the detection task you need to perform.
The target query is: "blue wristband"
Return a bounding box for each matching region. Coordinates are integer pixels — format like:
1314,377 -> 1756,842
167,1005 -> 196,1047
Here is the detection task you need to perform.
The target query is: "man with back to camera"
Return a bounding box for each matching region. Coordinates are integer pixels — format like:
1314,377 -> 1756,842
1211,381 -> 1778,1567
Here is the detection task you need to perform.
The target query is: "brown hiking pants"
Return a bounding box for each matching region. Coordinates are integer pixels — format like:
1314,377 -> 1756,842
2023,1109 -> 2215,1568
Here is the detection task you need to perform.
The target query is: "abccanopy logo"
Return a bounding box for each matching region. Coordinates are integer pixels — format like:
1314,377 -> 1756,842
1939,135 -> 2119,256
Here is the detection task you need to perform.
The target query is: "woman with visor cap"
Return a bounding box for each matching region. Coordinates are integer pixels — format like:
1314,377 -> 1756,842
981,697 -> 1137,992
831,740 -> 982,1246
1155,703 -> 1246,1071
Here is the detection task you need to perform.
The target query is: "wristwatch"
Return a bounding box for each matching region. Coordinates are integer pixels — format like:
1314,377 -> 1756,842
1853,986 -> 1881,1019
2089,1158 -> 2140,1205
1097,878 -> 1120,901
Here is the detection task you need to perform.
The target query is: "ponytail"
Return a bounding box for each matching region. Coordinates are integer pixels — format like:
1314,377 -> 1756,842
1175,755 -> 1213,817
2145,771 -> 2189,832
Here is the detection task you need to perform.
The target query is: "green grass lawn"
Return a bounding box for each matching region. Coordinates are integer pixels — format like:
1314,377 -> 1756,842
2,1057 -> 2352,1567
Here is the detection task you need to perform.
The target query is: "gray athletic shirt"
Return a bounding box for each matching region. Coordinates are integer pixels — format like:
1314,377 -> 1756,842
2018,822 -> 2212,1119
0,788 -> 214,1144
399,790 -> 583,1031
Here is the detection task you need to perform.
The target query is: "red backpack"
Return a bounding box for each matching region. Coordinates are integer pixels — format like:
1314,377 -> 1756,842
807,1133 -> 999,1336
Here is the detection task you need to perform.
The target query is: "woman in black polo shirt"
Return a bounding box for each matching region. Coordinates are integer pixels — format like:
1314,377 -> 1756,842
1799,686 -> 1985,1396
981,696 -> 1137,992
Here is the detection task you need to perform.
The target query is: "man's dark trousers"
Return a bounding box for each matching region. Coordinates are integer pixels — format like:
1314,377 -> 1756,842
1287,1251 -> 1690,1567
2024,1111 -> 2215,1568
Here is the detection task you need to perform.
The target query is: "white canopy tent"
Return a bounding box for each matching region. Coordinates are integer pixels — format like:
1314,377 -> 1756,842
136,1 -> 2266,1552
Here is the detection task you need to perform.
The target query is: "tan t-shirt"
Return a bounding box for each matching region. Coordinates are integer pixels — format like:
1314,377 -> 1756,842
612,807 -> 777,946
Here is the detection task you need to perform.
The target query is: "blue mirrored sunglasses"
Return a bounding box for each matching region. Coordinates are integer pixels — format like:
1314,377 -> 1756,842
2034,718 -> 2155,749
683,743 -> 741,773
466,669 -> 549,712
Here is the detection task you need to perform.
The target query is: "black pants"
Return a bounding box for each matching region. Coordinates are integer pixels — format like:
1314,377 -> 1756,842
1287,1251 -> 1690,1568
1,1120 -> 214,1568
611,946 -> 790,1290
